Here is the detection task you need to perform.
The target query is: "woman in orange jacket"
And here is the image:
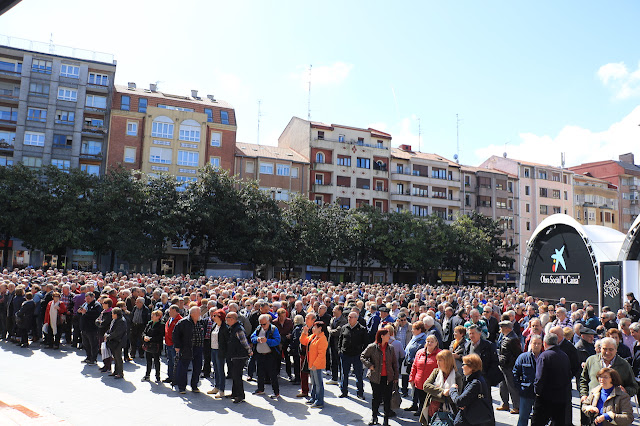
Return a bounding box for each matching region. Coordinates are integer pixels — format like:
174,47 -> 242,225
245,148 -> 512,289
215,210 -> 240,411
300,321 -> 329,408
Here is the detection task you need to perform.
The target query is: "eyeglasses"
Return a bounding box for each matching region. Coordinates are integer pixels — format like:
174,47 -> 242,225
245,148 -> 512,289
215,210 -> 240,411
399,319 -> 407,322
260,322 -> 269,326
462,363 -> 470,366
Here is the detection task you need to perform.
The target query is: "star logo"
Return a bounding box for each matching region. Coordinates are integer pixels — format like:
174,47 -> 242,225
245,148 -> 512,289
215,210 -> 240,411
551,246 -> 566,272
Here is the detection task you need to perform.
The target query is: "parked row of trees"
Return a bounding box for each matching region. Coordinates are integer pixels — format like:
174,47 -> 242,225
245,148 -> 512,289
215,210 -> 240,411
0,164 -> 515,282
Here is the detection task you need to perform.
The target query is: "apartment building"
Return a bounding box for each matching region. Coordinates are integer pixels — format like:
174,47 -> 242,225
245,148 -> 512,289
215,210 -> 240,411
570,153 -> 640,232
106,83 -> 236,188
572,173 -> 619,230
278,116 -> 391,212
479,155 -> 574,283
389,145 -> 461,222
461,165 -> 519,285
234,142 -> 310,205
0,37 -> 116,176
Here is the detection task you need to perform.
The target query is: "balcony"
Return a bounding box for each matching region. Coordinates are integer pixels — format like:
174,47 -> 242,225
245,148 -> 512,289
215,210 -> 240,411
390,192 -> 413,203
0,111 -> 18,123
0,63 -> 22,79
313,136 -> 389,150
372,188 -> 388,197
312,162 -> 335,172
80,148 -> 103,160
86,84 -> 109,94
82,125 -> 107,136
391,170 -> 412,181
0,88 -> 19,102
85,106 -> 106,114
312,183 -> 333,193
0,139 -> 14,153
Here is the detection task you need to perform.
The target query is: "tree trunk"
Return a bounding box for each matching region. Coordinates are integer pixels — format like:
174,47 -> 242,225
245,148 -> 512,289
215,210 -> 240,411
109,250 -> 116,272
1,232 -> 10,268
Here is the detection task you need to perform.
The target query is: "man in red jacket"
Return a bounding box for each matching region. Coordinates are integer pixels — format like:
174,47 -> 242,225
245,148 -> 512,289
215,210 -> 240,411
164,304 -> 182,384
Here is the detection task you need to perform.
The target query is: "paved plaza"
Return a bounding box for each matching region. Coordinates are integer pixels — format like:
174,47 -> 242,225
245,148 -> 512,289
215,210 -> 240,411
2,340 -> 638,426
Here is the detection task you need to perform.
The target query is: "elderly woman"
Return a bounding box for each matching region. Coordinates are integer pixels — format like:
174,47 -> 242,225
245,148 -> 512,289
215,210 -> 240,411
207,308 -> 230,399
361,328 -> 399,426
581,368 -> 633,426
44,291 -> 68,350
97,298 -> 113,372
409,334 -> 441,417
402,320 -> 427,402
420,350 -> 463,425
450,325 -> 467,374
301,320 -> 329,408
447,354 -> 495,426
141,310 -> 164,382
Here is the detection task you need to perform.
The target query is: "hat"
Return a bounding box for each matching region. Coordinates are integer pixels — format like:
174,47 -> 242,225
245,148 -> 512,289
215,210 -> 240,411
580,327 -> 596,336
498,320 -> 513,328
379,306 -> 390,313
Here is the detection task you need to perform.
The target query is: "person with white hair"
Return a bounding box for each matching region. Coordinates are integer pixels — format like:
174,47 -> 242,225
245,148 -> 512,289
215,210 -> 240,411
250,313 -> 282,398
580,336 -> 638,401
172,306 -> 206,394
423,315 -> 443,348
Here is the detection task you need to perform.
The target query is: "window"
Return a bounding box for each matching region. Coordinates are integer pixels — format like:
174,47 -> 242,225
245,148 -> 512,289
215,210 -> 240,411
23,156 -> 42,168
175,176 -> 197,191
149,147 -> 172,164
209,157 -> 220,168
373,160 -> 387,171
412,185 -> 428,197
0,155 -> 13,166
315,152 -> 325,163
477,196 -> 492,207
377,140 -> 384,149
495,180 -> 506,190
53,134 -> 72,147
124,147 -> 136,163
314,195 -> 323,205
179,120 -> 201,142
478,177 -> 491,188
204,108 -> 213,123
151,116 -> 174,138
432,168 -> 447,179
246,161 -> 254,173
539,188 -> 548,197
29,82 -> 49,96
275,190 -> 290,202
276,164 -> 290,176
356,178 -> 370,189
357,157 -> 370,169
81,140 -> 102,156
396,204 -> 404,212
496,198 -> 507,209
525,186 -> 530,196
526,203 -> 530,213
127,121 -> 138,136
24,131 -> 45,146
538,170 -> 547,180
339,197 -> 350,209
432,187 -> 447,199
526,221 -> 531,231
338,134 -> 345,142
564,191 -> 568,200
337,176 -> 351,187
465,194 -> 471,206
210,132 -> 221,147
552,173 -> 560,182
553,206 -> 562,214
0,106 -> 17,122
88,72 -> 108,86
158,104 -> 194,112
375,201 -> 383,212
413,165 -> 428,176
375,181 -> 384,191
85,95 -> 106,108
57,87 -> 78,102
177,150 -> 199,167
27,107 -> 47,122
507,181 -> 513,192
220,110 -> 229,125
81,164 -> 100,175
412,205 -> 428,217
317,131 -> 325,140
291,167 -> 299,178
32,59 -> 52,73
0,131 -> 16,146
552,189 -> 560,199
51,159 -> 70,171
84,117 -> 104,127
260,162 -> 274,174
55,110 -> 74,124
540,205 -> 548,215
121,95 -> 130,111
0,60 -> 21,74
357,137 -> 364,145
396,183 -> 405,194
523,167 -> 530,178
315,174 -> 324,185
60,64 -> 80,78
336,156 -> 351,166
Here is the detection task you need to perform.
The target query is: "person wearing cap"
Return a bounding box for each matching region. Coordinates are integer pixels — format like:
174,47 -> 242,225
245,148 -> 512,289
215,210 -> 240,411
366,304 -> 381,344
378,305 -> 394,327
575,326 -> 597,367
496,319 -> 522,414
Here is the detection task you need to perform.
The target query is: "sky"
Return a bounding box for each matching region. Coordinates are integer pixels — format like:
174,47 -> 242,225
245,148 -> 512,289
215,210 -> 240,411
2,1 -> 640,168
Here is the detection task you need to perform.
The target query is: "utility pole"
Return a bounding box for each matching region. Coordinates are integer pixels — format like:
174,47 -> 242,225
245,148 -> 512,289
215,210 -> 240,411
307,65 -> 312,121
417,118 -> 421,152
257,100 -> 262,145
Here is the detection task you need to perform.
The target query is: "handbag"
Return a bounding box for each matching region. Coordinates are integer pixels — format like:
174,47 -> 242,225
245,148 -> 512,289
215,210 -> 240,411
142,342 -> 160,354
101,341 -> 112,359
391,383 -> 401,410
430,411 -> 455,426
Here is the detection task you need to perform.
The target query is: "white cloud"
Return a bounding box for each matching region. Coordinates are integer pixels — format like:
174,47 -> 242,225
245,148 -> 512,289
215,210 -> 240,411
473,106 -> 640,167
291,62 -> 354,89
598,61 -> 640,99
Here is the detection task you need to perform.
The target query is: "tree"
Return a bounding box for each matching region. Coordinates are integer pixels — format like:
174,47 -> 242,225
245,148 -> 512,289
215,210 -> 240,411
443,214 -> 490,284
314,202 -> 351,278
280,195 -> 320,279
408,215 -> 450,283
347,205 -> 382,283
376,211 -> 419,282
470,211 -> 517,284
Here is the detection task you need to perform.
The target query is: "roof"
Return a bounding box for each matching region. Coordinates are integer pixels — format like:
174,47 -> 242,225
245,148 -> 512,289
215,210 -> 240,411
308,120 -> 392,138
573,173 -> 616,186
489,155 -> 571,171
615,160 -> 640,174
460,164 -> 517,178
114,85 -> 234,109
235,143 -> 308,163
391,148 -> 459,167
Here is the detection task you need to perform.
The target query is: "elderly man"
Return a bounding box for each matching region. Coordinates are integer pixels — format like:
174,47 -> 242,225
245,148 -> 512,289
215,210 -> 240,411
580,336 -> 638,401
464,309 -> 489,340
129,297 -> 151,359
463,324 -> 502,386
483,306 -> 499,343
251,313 -> 282,398
551,307 -> 572,329
575,326 -> 596,367
338,310 -> 368,399
225,311 -> 253,403
523,318 -> 544,352
172,306 -> 206,394
496,320 -> 522,414
78,291 -> 102,364
327,305 -> 347,385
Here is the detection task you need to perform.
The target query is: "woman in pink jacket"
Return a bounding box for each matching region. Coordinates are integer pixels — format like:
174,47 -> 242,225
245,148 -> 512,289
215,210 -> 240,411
409,335 -> 441,417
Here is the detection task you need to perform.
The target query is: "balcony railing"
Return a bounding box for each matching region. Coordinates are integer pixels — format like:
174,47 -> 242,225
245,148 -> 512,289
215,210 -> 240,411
314,137 -> 389,150
82,125 -> 107,134
0,111 -> 18,122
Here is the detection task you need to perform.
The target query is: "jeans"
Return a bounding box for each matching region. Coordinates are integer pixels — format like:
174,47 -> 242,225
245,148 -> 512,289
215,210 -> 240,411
247,352 -> 257,378
517,396 -> 534,426
340,354 -> 364,395
309,367 -> 324,406
175,346 -> 203,391
211,348 -> 226,391
166,345 -> 176,381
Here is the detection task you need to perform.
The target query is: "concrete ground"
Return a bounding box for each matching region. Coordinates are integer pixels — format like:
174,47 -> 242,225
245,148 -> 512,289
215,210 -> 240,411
0,340 -> 639,425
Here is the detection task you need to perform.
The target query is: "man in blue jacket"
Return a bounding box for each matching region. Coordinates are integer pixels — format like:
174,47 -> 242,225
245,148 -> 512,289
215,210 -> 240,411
513,334 -> 543,426
531,333 -> 571,426
251,313 -> 281,398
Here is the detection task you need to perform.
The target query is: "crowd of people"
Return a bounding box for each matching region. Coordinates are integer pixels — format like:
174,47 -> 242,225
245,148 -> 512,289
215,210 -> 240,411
1,268 -> 640,426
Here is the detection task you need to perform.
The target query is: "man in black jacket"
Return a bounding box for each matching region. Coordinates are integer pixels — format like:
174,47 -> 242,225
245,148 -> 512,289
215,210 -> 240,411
442,307 -> 463,349
105,307 -> 128,379
575,326 -> 596,366
531,333 -> 571,426
337,311 -> 368,399
78,292 -> 102,364
483,306 -> 499,343
129,297 -> 151,359
496,320 -> 522,414
226,312 -> 253,403
463,324 -> 502,387
172,306 -> 206,394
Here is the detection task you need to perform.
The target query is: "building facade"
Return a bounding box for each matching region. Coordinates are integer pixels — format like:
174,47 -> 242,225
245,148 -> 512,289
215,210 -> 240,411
570,153 -> 640,232
278,116 -> 391,212
573,173 -> 619,230
390,145 -> 461,222
106,83 -> 237,187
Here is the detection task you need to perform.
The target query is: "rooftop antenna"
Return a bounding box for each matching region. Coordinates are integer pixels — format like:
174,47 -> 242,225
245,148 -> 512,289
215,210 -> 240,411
257,100 -> 262,145
561,152 -> 566,169
503,140 -> 510,158
307,65 -> 312,121
49,33 -> 54,54
417,118 -> 421,152
456,113 -> 462,163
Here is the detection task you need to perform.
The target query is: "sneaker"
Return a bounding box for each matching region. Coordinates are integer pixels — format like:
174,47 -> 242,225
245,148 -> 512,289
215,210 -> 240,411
326,380 -> 339,385
113,374 -> 123,379
141,376 -> 150,382
207,387 -> 219,395
357,393 -> 366,401
338,393 -> 348,398
252,390 -> 265,395
305,399 -> 315,405
269,394 -> 279,399
81,358 -> 90,363
246,376 -> 255,382
232,397 -> 244,403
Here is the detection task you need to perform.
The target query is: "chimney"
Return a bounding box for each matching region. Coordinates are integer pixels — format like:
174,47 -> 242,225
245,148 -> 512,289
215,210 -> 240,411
127,82 -> 136,90
149,83 -> 157,92
191,90 -> 198,98
619,153 -> 635,165
207,94 -> 216,102
399,144 -> 412,152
